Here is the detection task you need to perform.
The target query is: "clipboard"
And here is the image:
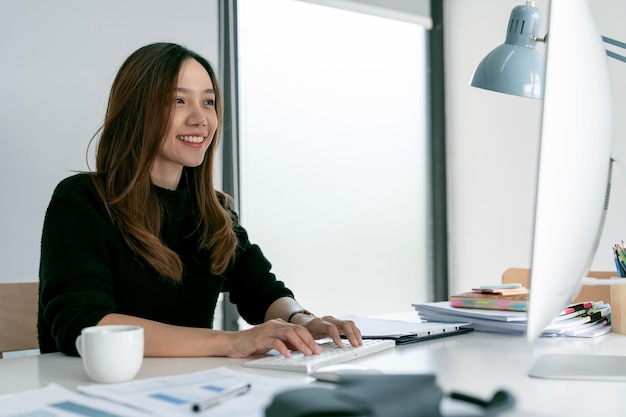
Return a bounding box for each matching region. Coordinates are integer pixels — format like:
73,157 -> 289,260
389,327 -> 473,345
339,315 -> 473,345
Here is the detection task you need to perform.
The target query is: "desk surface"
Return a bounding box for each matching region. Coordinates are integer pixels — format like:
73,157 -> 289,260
3,329 -> 626,416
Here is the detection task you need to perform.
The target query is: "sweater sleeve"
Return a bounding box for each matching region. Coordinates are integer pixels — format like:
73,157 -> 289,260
38,175 -> 119,355
223,212 -> 295,324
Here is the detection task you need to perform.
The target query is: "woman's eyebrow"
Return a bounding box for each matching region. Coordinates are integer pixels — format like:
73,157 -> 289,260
176,87 -> 215,94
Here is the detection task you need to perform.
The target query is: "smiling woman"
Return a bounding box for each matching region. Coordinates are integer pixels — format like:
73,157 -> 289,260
37,43 -> 363,359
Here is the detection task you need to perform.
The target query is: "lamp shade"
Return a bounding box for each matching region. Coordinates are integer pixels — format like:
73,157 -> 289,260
470,2 -> 545,99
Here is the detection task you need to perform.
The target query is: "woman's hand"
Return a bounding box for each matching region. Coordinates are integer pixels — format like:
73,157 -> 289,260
302,315 -> 362,348
226,319 -> 323,358
225,316 -> 362,358
257,297 -> 363,355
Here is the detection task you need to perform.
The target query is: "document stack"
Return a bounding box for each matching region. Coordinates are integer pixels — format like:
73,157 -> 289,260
413,286 -> 612,338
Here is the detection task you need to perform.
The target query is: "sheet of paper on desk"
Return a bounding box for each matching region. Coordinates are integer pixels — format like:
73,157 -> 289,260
339,314 -> 469,338
78,366 -> 306,417
413,301 -> 529,322
0,383 -> 149,417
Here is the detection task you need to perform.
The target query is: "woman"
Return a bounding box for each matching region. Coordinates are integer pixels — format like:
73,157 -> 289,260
37,42 -> 361,358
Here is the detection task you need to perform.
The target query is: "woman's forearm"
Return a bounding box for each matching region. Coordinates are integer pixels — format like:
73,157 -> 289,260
98,313 -> 233,357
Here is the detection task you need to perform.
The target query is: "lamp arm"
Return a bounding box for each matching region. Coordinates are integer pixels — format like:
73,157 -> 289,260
603,36 -> 626,64
528,34 -> 626,63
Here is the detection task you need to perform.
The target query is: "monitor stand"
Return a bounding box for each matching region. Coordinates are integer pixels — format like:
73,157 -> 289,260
529,354 -> 626,381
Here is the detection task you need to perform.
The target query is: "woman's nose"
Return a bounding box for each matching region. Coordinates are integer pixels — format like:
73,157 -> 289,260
188,105 -> 207,126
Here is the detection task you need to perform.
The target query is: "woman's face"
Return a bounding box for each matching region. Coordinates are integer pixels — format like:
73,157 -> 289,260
151,58 -> 218,189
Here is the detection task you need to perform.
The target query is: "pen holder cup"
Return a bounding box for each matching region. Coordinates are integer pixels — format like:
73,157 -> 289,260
610,285 -> 626,335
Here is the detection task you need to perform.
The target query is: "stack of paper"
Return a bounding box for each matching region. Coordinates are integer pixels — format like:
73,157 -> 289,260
412,301 -> 611,338
449,291 -> 529,311
449,283 -> 529,311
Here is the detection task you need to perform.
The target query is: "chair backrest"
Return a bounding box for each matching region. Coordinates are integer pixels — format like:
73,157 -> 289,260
501,267 -> 613,304
0,282 -> 39,358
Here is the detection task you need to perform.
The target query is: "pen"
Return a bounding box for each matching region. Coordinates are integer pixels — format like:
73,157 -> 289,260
616,244 -> 626,267
191,382 -> 252,412
613,246 -> 618,272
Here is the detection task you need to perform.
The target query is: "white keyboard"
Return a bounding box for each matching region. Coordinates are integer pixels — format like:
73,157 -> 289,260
242,338 -> 395,373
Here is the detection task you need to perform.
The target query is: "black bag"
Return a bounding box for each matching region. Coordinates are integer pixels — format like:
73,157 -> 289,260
265,374 -> 514,417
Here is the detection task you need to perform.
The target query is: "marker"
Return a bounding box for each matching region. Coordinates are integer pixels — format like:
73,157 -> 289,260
191,382 -> 251,412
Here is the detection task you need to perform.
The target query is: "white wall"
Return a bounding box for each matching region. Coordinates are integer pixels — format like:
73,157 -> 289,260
445,0 -> 626,295
0,0 -> 219,283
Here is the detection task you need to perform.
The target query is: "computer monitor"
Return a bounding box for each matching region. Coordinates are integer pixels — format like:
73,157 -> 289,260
525,0 -> 613,342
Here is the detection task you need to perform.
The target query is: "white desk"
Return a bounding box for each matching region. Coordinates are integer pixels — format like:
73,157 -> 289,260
2,330 -> 626,416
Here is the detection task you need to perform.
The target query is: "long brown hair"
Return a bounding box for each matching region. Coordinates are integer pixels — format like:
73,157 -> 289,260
91,42 -> 236,281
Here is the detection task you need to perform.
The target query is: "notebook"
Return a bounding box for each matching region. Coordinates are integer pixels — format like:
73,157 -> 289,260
339,315 -> 473,345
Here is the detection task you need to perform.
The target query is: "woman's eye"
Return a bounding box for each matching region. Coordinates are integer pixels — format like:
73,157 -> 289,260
205,99 -> 215,106
175,98 -> 184,104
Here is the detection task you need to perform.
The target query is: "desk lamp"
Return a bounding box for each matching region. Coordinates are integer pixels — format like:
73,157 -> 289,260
471,0 -> 626,98
470,0 -> 545,99
471,0 -> 626,381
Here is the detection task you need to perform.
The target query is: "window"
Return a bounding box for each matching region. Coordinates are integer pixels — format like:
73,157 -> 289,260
236,0 -> 429,316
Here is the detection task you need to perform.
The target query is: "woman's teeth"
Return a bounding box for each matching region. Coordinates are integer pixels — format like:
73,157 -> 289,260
177,135 -> 204,144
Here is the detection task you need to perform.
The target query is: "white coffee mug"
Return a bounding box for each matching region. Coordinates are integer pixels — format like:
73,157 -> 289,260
75,325 -> 144,384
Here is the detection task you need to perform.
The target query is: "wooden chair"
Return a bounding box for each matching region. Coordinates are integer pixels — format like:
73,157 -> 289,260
501,267 -> 613,304
0,282 -> 39,358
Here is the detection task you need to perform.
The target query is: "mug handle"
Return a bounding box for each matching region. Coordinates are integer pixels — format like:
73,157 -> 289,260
75,335 -> 83,357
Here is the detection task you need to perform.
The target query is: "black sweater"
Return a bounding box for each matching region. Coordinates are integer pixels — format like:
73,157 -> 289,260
37,174 -> 293,355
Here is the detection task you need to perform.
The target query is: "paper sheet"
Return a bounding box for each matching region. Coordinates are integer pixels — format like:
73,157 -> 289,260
78,366 -> 306,417
0,383 -> 149,417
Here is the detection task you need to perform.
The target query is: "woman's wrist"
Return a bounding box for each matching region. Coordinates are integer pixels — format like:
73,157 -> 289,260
287,309 -> 315,325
